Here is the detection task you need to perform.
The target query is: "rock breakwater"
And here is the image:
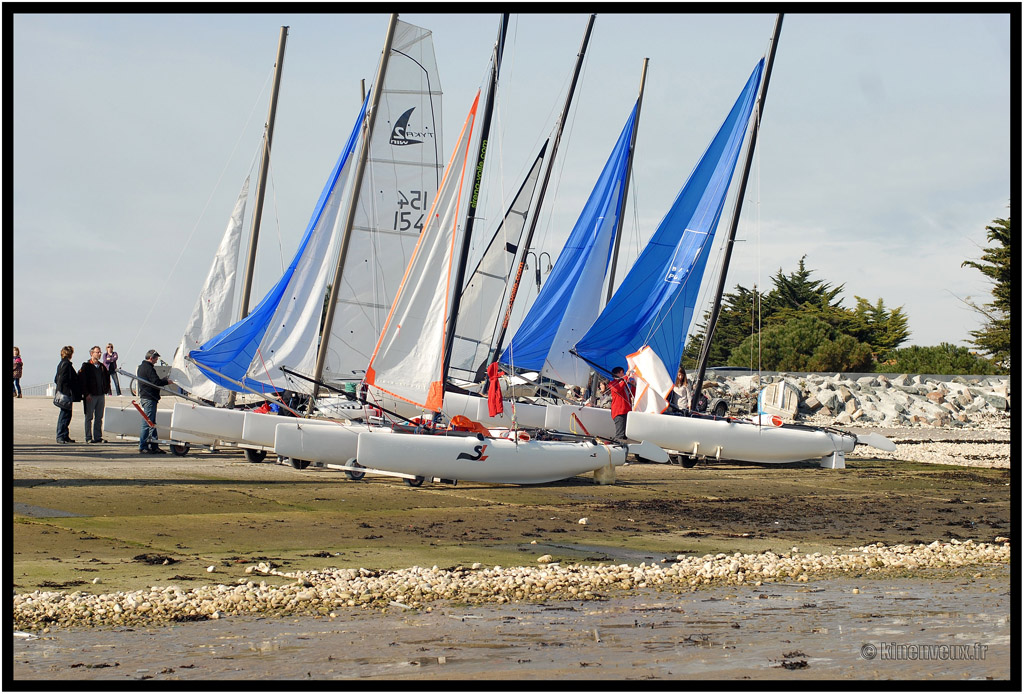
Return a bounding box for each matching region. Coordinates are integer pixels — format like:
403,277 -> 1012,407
706,372 -> 1010,430
13,540 -> 1009,631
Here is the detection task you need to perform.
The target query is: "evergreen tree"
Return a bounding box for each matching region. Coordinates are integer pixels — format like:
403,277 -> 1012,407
962,215 -> 1011,372
727,315 -> 874,372
682,284 -> 760,369
847,296 -> 910,358
882,343 -> 999,375
683,256 -> 905,372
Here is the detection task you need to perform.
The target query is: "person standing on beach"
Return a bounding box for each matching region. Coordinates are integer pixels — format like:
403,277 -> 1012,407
79,346 -> 111,443
103,343 -> 121,396
137,349 -> 172,454
13,346 -> 23,398
608,366 -> 635,442
54,346 -> 80,443
667,367 -> 692,415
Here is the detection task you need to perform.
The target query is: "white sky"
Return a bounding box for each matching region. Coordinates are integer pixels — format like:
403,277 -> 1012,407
11,10 -> 1012,386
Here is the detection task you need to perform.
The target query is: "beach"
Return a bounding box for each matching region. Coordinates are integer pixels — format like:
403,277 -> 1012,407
10,394 -> 1013,681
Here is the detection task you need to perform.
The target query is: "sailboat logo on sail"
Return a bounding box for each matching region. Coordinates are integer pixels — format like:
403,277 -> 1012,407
390,107 -> 431,146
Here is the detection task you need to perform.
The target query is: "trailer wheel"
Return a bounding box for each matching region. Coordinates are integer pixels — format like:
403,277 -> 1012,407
244,449 -> 268,464
345,459 -> 366,481
289,458 -> 310,470
170,442 -> 190,457
713,400 -> 728,418
404,475 -> 425,487
671,453 -> 697,469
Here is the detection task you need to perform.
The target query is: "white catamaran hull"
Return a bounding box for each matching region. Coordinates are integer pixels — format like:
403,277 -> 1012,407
355,432 -> 626,484
273,420 -> 386,465
103,405 -> 210,444
239,411 -> 343,449
170,402 -> 246,444
442,392 -> 549,429
543,403 -> 618,439
626,411 -> 857,468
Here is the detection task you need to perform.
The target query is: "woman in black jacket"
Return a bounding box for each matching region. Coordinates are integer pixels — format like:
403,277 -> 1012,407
54,345 -> 80,443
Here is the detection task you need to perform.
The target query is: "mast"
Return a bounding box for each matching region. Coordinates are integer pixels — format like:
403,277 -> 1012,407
311,14 -> 399,402
440,14 -> 510,388
238,25 -> 288,320
690,13 -> 783,410
489,13 -> 596,364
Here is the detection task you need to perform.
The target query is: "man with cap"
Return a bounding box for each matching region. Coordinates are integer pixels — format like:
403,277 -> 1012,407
137,349 -> 173,454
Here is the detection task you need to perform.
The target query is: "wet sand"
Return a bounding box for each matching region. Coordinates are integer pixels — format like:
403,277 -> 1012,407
10,396 -> 1014,682
13,569 -> 1010,681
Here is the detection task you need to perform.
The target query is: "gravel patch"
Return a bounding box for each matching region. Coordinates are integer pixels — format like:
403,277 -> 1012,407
13,539 -> 1010,631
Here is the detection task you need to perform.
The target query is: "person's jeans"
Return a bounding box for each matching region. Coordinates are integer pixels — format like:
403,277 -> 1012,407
13,378 -> 21,396
613,414 -> 628,441
109,370 -> 122,396
56,405 -> 72,442
83,394 -> 105,442
139,398 -> 159,451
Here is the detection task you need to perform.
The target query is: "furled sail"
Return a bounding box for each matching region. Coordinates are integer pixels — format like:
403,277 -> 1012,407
447,141 -> 548,384
573,59 -> 764,379
170,176 -> 250,404
364,91 -> 481,411
499,102 -> 639,387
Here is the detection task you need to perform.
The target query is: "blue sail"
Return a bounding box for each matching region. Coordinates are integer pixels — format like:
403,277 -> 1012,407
499,102 -> 639,386
189,94 -> 369,394
573,60 -> 764,379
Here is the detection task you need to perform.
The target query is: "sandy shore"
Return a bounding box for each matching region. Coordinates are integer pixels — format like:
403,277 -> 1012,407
10,395 -> 1014,682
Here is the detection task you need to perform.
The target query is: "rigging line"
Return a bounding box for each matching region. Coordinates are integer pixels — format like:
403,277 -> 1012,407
126,72 -> 273,359
266,155 -> 285,276
253,347 -> 282,398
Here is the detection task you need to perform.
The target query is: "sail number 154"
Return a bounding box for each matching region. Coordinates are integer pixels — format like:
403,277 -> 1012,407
393,189 -> 430,232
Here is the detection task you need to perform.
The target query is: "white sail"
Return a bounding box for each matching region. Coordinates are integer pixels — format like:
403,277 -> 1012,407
626,345 -> 673,414
170,176 -> 250,404
365,91 -> 481,411
448,143 -> 547,383
321,21 -> 445,389
242,20 -> 444,394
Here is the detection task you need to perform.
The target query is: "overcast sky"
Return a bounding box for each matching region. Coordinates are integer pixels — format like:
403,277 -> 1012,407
11,10 -> 1011,386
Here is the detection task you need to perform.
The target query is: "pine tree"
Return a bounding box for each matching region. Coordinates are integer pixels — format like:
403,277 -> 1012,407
962,216 -> 1011,372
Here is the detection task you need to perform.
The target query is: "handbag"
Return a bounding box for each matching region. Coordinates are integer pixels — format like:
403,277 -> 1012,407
53,390 -> 72,409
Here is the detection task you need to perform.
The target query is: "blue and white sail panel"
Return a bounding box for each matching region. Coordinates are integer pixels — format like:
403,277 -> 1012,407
573,59 -> 764,380
499,103 -> 639,387
189,95 -> 368,394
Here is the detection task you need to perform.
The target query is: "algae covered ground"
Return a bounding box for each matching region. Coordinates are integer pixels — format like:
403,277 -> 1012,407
13,425 -> 1011,595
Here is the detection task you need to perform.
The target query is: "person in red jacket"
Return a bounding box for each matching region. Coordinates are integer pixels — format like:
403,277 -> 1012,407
608,366 -> 635,442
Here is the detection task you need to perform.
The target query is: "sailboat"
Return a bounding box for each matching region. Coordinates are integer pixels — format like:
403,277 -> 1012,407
170,16 -> 446,458
345,15 -> 631,485
551,15 -> 892,468
618,17 -> 894,469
